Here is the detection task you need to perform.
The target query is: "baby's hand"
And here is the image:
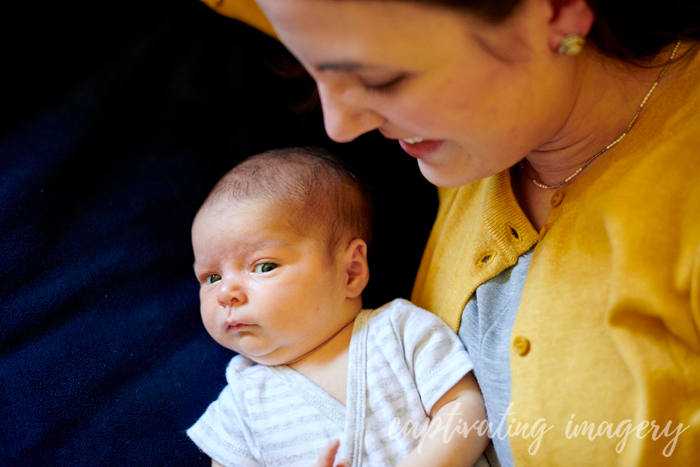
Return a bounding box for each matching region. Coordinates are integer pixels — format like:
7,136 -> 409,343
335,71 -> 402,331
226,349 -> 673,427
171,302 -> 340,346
312,439 -> 350,467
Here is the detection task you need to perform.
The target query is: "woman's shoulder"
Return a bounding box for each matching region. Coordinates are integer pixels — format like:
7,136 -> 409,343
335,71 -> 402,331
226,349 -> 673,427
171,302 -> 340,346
199,0 -> 276,39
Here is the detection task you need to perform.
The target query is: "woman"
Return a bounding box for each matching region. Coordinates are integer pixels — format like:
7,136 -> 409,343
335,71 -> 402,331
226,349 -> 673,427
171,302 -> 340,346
207,0 -> 700,465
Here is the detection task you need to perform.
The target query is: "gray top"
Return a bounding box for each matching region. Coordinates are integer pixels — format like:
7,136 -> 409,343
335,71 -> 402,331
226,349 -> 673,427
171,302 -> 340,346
458,248 -> 535,467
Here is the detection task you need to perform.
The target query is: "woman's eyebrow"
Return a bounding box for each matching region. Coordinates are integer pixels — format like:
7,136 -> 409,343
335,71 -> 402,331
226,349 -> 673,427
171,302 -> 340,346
315,61 -> 366,72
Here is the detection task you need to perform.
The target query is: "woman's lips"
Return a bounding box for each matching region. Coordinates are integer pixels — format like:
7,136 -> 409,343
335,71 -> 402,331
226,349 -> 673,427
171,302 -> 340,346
398,139 -> 445,159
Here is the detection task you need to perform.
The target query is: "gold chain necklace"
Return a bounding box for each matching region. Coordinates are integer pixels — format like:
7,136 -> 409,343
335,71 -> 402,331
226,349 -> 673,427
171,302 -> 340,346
521,40 -> 682,190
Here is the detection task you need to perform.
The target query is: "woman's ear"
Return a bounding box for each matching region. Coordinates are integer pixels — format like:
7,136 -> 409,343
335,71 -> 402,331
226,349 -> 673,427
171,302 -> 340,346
343,238 -> 369,299
545,0 -> 594,51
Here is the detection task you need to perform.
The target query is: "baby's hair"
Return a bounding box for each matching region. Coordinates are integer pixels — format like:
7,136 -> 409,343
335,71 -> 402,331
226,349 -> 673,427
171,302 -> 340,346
202,147 -> 374,259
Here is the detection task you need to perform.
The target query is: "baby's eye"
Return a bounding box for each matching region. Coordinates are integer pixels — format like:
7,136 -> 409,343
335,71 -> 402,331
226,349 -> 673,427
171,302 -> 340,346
254,263 -> 278,274
204,274 -> 221,284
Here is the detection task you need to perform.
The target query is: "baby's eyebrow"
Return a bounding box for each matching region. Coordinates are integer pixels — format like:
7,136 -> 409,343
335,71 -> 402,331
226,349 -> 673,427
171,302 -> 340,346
191,240 -> 291,271
252,239 -> 292,249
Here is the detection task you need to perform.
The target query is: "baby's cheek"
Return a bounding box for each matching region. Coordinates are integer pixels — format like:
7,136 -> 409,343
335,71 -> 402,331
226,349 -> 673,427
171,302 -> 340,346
200,307 -> 219,337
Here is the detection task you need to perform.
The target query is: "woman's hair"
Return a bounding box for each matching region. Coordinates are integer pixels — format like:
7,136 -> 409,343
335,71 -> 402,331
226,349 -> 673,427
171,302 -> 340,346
269,0 -> 699,113
393,0 -> 700,64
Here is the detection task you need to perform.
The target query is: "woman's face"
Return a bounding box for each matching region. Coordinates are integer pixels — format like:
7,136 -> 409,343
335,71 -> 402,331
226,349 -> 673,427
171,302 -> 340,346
257,0 -> 579,187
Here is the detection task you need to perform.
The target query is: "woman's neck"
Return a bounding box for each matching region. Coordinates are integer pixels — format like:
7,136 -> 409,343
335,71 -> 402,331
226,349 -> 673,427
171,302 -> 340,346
522,41 -> 695,189
512,41 -> 698,230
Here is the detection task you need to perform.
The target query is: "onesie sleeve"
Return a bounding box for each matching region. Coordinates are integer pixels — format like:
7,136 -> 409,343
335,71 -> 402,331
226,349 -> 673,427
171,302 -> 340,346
385,299 -> 474,414
186,357 -> 262,467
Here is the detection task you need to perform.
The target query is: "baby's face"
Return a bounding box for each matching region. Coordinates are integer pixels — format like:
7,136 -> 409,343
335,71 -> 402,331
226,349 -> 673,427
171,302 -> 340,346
192,199 -> 356,366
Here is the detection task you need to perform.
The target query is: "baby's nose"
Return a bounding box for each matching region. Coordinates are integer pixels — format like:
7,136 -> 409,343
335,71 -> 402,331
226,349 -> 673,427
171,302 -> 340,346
216,278 -> 247,307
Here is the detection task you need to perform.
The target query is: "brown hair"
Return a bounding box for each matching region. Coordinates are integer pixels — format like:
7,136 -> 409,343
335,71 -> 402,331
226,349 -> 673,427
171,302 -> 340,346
392,0 -> 700,63
201,147 -> 373,258
269,0 -> 699,115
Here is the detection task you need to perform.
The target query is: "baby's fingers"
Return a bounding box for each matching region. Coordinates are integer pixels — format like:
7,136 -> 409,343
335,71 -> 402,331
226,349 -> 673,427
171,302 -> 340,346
311,439 -> 351,467
313,439 -> 340,467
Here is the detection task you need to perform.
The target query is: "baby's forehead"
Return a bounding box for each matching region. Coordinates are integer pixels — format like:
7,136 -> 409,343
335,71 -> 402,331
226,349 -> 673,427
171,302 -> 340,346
199,195 -> 324,238
202,195 -> 293,221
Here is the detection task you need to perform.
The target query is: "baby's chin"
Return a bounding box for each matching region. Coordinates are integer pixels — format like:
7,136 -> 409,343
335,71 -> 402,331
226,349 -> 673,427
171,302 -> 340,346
241,354 -> 283,365
235,347 -> 297,366
214,333 -> 293,365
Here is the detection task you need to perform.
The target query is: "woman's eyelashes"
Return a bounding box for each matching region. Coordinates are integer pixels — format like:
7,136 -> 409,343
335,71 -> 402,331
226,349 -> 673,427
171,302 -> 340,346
254,263 -> 278,274
361,75 -> 405,93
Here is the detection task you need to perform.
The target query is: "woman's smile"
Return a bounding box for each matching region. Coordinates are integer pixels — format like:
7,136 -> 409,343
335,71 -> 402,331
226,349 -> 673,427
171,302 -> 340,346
398,139 -> 446,159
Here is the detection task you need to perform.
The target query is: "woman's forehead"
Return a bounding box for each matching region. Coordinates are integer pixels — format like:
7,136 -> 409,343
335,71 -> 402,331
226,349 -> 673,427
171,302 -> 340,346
255,0 -> 478,69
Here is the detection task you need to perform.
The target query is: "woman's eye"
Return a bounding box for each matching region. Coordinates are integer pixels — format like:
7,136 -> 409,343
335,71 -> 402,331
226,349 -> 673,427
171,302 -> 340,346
254,263 -> 278,274
205,274 -> 221,284
362,76 -> 404,93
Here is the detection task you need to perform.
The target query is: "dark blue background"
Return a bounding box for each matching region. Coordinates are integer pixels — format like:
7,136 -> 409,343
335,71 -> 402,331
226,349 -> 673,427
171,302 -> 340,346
0,1 -> 437,465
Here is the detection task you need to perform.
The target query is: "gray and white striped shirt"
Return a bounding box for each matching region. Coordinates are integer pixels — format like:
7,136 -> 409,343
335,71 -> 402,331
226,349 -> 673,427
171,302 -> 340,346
187,299 -> 476,467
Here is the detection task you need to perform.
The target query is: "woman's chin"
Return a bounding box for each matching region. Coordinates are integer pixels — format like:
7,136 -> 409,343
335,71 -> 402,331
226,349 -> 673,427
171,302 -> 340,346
417,160 -> 480,188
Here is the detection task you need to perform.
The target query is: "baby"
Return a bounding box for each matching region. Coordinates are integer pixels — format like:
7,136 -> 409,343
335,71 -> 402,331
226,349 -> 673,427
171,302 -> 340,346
187,148 -> 490,467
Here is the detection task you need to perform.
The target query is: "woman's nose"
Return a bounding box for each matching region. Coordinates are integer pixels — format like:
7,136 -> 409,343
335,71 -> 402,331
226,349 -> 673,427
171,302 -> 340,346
217,278 -> 247,307
318,82 -> 385,143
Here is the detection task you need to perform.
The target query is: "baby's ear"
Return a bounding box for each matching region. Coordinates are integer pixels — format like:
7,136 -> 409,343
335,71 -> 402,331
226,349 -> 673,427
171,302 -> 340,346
343,238 -> 369,299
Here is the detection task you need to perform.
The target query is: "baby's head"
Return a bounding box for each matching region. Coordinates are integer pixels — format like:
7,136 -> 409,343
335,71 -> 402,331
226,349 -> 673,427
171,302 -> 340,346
192,148 -> 373,366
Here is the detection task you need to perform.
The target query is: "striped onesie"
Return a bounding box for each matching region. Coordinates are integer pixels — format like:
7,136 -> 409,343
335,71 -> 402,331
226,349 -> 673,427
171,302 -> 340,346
187,299 -> 482,466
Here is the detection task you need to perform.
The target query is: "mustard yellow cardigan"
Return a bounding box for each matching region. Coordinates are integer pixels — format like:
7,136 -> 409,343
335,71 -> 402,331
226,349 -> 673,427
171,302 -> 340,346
200,0 -> 276,38
202,1 -> 700,463
411,51 -> 700,464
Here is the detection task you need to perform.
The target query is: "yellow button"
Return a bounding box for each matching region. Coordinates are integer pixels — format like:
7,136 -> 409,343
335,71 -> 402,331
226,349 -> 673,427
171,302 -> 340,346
513,336 -> 531,356
550,190 -> 565,208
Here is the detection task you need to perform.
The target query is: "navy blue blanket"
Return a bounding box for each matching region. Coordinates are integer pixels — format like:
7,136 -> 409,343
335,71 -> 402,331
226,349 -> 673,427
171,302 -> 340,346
0,1 -> 437,465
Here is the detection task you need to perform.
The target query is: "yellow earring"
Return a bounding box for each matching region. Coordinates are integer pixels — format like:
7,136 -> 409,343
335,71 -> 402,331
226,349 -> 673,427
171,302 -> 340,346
558,35 -> 585,56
